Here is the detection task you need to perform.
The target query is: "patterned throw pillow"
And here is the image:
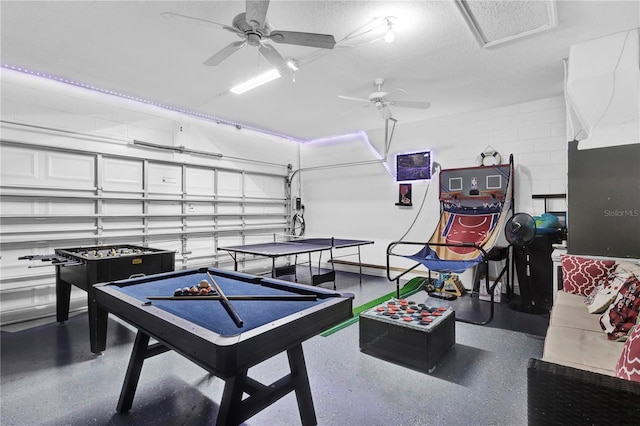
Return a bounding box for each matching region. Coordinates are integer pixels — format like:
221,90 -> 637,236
616,324 -> 640,382
584,271 -> 632,314
615,261 -> 640,280
561,254 -> 616,296
600,274 -> 640,341
584,278 -> 606,309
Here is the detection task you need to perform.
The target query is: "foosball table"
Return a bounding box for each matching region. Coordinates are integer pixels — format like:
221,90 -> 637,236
20,244 -> 175,353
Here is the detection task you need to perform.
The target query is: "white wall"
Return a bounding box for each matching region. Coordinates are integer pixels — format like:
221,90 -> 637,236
0,69 -> 301,324
300,96 -> 567,284
566,28 -> 640,150
1,70 -> 300,170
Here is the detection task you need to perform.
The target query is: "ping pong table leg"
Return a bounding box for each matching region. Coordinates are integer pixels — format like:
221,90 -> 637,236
271,258 -> 276,278
329,248 -> 336,290
357,246 -> 363,284
226,252 -> 239,272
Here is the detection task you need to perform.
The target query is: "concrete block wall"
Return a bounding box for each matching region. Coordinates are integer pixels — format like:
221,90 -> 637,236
300,96 -> 568,281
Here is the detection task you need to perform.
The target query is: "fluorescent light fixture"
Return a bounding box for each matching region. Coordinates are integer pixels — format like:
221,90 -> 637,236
230,69 -> 281,94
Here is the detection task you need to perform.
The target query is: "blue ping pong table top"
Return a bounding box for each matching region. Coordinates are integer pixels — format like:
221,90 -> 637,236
218,238 -> 373,257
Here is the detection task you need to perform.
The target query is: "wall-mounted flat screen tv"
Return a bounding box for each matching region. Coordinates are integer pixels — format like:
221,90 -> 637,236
396,150 -> 431,182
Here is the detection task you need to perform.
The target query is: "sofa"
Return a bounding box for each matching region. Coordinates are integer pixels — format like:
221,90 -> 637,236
528,254 -> 640,425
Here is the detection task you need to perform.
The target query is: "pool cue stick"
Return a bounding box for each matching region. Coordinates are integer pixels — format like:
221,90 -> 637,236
205,270 -> 244,328
146,294 -> 317,301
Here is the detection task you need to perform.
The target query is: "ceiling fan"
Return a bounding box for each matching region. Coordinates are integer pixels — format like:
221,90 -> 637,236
339,78 -> 431,119
162,0 -> 336,72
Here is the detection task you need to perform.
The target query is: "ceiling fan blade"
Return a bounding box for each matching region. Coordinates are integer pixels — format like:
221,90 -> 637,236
258,43 -> 291,74
385,88 -> 408,98
203,40 -> 246,66
390,100 -> 432,109
161,11 -> 237,33
268,31 -> 336,49
246,0 -> 269,29
338,95 -> 370,103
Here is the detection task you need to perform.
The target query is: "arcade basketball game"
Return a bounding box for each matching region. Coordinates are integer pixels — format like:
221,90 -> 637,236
387,156 -> 514,325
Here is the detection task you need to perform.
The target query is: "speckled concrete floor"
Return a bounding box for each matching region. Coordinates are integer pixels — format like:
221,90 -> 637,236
1,271 -> 546,425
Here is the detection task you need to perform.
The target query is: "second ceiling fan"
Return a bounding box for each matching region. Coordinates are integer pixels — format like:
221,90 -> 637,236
339,78 -> 431,119
162,0 -> 336,72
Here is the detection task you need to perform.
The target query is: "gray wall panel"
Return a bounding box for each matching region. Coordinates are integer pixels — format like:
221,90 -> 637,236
567,140 -> 640,258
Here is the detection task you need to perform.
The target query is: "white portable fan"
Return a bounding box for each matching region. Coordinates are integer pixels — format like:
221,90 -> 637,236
338,77 -> 431,119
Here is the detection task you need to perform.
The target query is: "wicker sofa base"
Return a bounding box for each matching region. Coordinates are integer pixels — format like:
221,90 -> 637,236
528,358 -> 640,425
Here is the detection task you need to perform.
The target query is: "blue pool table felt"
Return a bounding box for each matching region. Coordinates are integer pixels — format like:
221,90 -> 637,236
113,271 -> 334,336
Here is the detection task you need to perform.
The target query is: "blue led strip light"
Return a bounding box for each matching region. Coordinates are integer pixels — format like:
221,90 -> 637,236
1,63 -> 310,143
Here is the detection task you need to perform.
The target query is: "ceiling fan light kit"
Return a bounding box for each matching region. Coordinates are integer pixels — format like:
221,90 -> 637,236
384,17 -> 396,43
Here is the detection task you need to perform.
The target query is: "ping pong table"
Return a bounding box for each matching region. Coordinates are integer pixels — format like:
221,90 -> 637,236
218,237 -> 374,289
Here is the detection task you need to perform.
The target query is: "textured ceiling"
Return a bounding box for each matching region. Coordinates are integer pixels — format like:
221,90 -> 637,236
1,1 -> 639,141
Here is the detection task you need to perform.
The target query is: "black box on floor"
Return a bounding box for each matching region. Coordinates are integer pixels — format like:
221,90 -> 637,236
359,300 -> 455,373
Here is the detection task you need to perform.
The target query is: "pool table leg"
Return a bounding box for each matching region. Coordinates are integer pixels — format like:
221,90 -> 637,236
217,372 -> 248,425
217,343 -> 317,426
116,331 -> 170,413
288,343 -> 317,426
116,331 -> 149,413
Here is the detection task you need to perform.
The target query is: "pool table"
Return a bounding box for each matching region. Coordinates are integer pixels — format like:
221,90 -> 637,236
94,267 -> 354,425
